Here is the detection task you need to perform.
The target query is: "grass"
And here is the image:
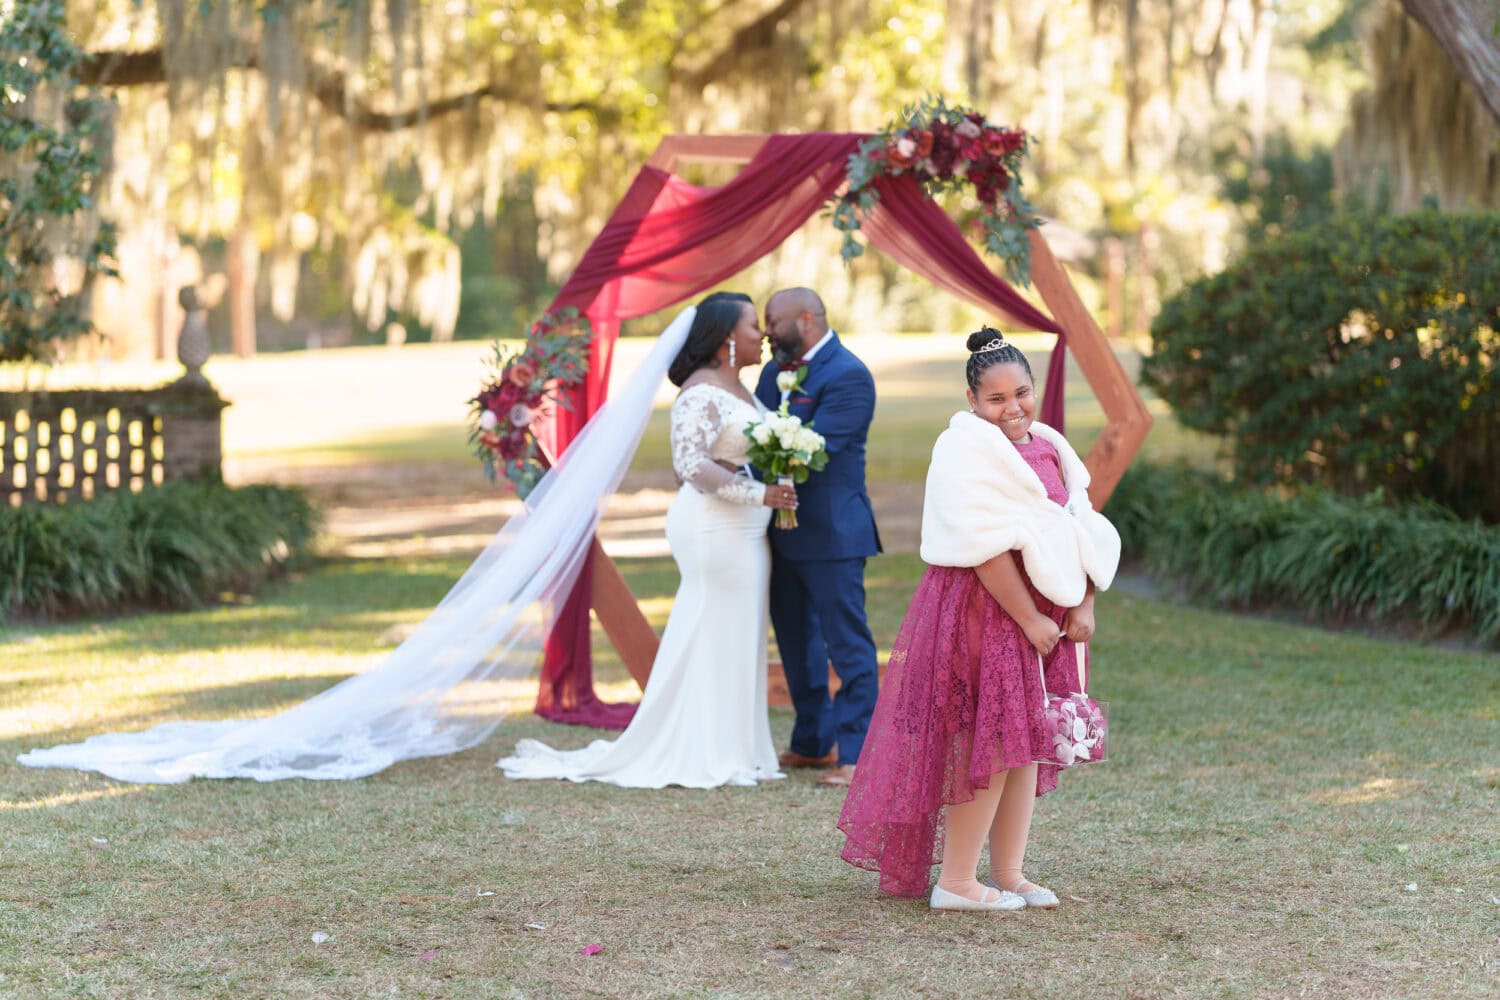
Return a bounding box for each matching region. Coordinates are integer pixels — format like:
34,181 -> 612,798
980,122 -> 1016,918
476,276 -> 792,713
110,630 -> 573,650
3,333 -> 1489,997
3,551 -> 1497,998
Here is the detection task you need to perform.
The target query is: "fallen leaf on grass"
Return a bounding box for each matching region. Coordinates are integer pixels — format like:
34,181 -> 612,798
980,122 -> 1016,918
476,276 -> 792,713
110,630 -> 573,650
1404,883 -> 1418,892
417,950 -> 438,960
310,932 -> 330,944
476,890 -> 495,898
580,944 -> 602,956
523,922 -> 546,931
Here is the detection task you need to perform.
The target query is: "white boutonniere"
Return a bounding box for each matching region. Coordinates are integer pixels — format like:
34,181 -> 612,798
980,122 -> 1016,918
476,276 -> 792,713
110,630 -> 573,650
775,361 -> 808,394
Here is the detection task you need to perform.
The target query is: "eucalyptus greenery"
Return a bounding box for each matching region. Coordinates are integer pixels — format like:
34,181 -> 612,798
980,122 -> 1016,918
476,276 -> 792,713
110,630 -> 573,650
0,481 -> 317,620
1105,464 -> 1500,644
0,0 -> 116,362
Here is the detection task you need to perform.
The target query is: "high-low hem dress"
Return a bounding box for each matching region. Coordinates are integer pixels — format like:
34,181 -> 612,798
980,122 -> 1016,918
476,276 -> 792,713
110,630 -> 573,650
836,435 -> 1089,898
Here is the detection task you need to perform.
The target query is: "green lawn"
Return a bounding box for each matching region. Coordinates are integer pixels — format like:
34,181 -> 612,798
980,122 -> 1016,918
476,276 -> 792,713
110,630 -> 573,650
3,552 -> 1496,998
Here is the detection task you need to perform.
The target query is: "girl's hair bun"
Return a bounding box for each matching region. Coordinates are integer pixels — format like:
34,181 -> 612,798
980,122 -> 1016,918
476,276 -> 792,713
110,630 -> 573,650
966,326 -> 1011,353
966,327 -> 1002,353
963,325 -> 1032,390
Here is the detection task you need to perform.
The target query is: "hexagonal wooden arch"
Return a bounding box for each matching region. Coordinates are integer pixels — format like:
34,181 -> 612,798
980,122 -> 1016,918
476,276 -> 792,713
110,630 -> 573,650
590,133 -> 1153,693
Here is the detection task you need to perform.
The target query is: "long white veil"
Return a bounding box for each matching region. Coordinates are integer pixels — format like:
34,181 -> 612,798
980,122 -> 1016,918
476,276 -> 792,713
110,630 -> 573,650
17,307 -> 698,783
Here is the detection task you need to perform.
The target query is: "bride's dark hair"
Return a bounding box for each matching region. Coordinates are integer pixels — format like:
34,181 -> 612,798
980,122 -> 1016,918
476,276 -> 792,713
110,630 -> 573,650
668,292 -> 754,386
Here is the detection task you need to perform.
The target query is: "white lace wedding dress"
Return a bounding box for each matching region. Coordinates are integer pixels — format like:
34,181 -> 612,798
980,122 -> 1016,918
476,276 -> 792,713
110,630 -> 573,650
499,383 -> 784,788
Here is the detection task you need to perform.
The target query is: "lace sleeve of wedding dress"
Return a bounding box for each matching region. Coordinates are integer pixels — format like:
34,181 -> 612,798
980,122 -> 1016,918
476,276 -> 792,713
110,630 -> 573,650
671,387 -> 766,507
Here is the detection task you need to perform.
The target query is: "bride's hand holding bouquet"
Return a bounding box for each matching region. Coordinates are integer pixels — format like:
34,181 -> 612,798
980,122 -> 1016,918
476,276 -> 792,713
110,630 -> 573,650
744,407 -> 828,529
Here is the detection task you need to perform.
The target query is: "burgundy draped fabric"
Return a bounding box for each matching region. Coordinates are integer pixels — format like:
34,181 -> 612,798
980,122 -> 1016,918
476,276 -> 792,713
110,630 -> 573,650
862,176 -> 1067,429
526,133 -> 1067,729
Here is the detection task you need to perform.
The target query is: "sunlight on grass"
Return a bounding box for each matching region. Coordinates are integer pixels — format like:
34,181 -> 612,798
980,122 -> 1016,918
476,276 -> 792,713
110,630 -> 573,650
0,785 -> 144,812
1315,777 -> 1423,806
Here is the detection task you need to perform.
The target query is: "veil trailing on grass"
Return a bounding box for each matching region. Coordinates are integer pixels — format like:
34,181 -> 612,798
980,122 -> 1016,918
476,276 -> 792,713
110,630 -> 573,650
16,307 -> 699,783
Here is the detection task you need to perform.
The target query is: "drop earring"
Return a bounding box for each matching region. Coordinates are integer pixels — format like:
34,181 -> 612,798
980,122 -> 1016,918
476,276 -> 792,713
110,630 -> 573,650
728,338 -> 737,367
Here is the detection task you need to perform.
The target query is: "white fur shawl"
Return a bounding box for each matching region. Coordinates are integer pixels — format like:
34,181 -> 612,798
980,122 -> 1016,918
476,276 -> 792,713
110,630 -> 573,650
919,412 -> 1120,608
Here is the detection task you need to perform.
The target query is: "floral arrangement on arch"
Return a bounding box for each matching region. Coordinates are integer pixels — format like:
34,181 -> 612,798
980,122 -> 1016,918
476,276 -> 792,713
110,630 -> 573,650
469,308 -> 590,497
832,94 -> 1041,286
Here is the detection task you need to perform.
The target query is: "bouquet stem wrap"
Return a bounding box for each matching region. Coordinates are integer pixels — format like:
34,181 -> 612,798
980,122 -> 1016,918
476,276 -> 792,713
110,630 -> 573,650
775,475 -> 797,530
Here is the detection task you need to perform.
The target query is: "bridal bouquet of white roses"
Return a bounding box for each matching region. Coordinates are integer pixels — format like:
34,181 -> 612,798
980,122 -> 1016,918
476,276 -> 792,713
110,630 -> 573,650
744,408 -> 829,529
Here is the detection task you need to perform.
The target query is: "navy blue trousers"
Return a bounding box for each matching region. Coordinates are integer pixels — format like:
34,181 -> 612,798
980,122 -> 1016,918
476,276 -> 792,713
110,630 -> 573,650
769,556 -> 879,765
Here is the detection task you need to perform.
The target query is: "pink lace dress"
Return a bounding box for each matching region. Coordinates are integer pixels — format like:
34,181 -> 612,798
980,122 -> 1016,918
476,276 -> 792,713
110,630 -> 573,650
837,435 -> 1090,897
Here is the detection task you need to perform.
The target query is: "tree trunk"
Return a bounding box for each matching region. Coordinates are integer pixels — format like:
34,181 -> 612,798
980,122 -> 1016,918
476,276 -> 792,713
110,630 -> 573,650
1399,0 -> 1500,127
227,226 -> 259,359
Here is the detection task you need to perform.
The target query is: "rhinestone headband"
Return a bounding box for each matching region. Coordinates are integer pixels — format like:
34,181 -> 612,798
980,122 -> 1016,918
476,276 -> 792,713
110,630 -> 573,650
974,336 -> 1009,354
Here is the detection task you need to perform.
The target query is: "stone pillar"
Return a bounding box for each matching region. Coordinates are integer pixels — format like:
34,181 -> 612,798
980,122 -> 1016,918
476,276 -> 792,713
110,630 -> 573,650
162,287 -> 230,481
160,384 -> 229,482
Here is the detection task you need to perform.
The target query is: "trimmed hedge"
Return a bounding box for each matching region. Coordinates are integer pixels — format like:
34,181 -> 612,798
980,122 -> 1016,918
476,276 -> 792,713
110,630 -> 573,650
0,481 -> 318,620
1142,210 -> 1500,522
1104,464 -> 1500,644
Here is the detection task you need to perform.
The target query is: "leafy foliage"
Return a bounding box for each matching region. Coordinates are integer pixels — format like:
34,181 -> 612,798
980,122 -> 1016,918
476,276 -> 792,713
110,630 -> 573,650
468,309 -> 590,496
0,481 -> 317,620
832,94 -> 1038,285
0,0 -> 116,362
1142,210 -> 1500,521
1105,464 -> 1500,644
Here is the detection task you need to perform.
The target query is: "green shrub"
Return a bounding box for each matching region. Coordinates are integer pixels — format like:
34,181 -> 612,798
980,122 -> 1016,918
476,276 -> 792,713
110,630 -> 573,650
1141,211 -> 1500,521
0,482 -> 318,620
1104,464 -> 1500,644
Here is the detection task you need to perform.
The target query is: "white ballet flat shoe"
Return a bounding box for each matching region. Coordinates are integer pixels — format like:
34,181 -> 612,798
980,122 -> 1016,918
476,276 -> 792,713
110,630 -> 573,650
985,878 -> 1060,909
930,884 -> 1026,912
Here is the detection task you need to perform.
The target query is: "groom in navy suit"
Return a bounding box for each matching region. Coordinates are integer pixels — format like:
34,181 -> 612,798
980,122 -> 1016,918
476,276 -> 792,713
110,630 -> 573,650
755,288 -> 881,787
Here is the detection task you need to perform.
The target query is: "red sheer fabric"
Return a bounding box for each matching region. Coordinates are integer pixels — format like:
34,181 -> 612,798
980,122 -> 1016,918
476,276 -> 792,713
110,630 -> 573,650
862,176 -> 1066,429
528,133 -> 1067,728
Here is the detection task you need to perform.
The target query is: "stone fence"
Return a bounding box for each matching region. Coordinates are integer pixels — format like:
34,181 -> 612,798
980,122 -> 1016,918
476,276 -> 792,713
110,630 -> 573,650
0,383 -> 228,505
0,285 -> 226,506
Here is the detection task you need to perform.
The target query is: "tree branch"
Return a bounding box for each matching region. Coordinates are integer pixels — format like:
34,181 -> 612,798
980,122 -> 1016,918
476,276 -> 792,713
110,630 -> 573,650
77,47 -> 615,128
1398,0 -> 1500,126
673,0 -> 816,91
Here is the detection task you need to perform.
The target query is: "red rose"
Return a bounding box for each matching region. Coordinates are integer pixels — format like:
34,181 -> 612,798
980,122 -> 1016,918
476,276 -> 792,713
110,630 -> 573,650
498,431 -> 529,461
912,128 -> 935,158
507,361 -> 536,388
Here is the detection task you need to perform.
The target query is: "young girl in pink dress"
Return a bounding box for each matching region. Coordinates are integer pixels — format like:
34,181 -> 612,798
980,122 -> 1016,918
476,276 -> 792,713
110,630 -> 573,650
837,328 -> 1120,911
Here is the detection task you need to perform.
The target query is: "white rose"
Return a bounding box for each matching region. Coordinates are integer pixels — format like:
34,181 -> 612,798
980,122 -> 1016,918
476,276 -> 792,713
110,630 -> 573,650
752,424 -> 773,444
508,403 -> 534,428
479,410 -> 499,431
778,431 -> 797,450
776,370 -> 798,392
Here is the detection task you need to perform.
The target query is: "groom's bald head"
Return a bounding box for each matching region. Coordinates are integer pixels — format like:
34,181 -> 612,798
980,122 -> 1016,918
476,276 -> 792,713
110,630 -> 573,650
765,287 -> 829,360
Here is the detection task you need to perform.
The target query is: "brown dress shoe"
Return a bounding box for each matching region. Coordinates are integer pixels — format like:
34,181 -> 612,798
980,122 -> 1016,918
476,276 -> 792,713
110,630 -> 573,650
816,764 -> 856,787
778,748 -> 838,768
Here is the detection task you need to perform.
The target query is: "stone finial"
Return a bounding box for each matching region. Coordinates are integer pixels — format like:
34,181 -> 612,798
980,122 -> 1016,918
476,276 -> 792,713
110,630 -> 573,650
176,284 -> 211,384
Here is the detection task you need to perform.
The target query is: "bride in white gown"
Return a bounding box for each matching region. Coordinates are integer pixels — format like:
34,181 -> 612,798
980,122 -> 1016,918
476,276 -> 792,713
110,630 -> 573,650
499,293 -> 798,789
16,300 -> 789,785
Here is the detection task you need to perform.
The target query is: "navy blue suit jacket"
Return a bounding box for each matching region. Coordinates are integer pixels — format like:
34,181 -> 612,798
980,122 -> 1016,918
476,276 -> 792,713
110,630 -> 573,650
755,333 -> 882,562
